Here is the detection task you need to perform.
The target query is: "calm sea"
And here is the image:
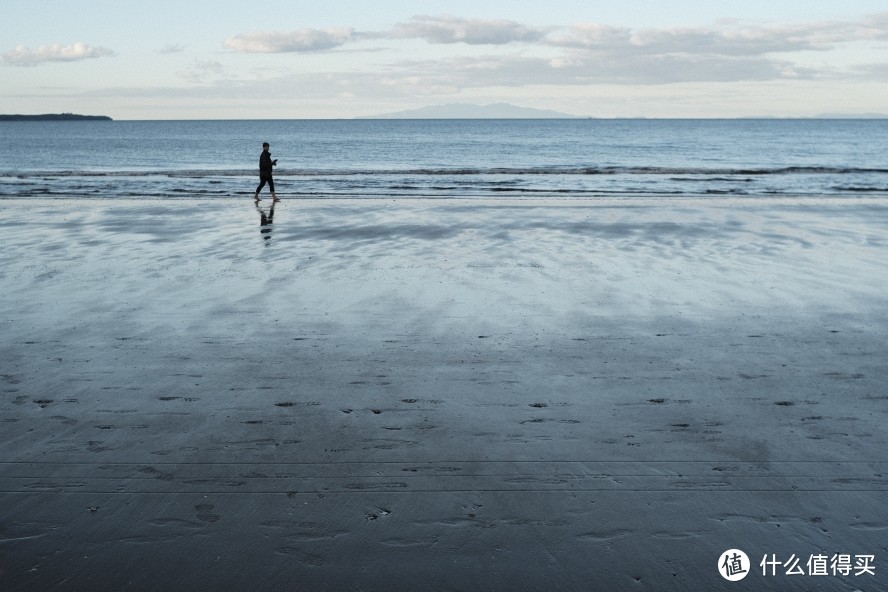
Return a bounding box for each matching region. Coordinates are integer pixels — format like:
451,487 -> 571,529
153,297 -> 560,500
1,119 -> 886,199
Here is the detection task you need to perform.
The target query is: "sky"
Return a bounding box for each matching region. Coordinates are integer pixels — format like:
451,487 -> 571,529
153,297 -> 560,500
1,1 -> 887,119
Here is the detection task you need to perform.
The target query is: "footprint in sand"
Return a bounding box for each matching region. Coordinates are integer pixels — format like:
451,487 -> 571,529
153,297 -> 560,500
575,529 -> 632,542
273,547 -> 326,566
139,466 -> 175,481
195,504 -> 221,523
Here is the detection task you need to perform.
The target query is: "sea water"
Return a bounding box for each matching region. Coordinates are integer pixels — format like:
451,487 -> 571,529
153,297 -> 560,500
0,119 -> 886,199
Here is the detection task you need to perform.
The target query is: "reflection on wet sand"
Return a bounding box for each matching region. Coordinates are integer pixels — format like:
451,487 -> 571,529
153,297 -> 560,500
256,201 -> 275,244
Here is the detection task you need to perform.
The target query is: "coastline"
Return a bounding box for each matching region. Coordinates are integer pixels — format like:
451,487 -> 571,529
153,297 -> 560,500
2,196 -> 886,590
0,114 -> 112,121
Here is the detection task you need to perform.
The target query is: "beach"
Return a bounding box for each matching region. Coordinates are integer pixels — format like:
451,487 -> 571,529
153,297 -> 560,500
1,196 -> 886,591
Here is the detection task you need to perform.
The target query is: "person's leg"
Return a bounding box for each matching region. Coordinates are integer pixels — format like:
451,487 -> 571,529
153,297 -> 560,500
268,177 -> 276,197
255,178 -> 267,199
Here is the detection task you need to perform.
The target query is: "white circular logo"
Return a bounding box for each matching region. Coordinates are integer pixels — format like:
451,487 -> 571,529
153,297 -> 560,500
718,549 -> 750,581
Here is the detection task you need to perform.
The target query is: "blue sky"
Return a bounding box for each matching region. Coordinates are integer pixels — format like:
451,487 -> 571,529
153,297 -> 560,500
2,1 -> 887,119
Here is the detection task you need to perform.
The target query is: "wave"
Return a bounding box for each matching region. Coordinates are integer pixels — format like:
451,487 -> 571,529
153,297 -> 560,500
3,165 -> 888,179
830,185 -> 888,193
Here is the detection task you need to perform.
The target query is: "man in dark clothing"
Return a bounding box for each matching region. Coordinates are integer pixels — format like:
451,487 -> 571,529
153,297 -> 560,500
254,142 -> 278,201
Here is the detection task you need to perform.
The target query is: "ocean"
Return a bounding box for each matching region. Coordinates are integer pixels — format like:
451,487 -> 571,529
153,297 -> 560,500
1,118 -> 886,199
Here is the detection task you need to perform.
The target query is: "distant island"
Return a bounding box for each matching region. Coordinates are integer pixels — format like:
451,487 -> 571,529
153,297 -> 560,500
0,113 -> 112,121
357,104 -> 888,120
358,103 -> 579,119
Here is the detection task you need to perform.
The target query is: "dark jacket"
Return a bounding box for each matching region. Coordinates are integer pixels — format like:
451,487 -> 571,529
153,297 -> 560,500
259,150 -> 275,175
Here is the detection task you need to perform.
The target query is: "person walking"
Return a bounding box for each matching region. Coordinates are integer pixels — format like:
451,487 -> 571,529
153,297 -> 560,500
254,142 -> 278,201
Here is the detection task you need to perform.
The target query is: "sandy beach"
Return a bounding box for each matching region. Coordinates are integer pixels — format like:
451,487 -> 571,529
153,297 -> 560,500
1,196 -> 886,591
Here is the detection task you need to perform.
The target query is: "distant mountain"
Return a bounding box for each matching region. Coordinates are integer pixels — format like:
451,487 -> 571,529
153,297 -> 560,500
358,103 -> 579,119
813,113 -> 888,119
0,113 -> 112,121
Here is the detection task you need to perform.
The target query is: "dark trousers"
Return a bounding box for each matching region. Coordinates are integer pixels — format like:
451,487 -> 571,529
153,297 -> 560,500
256,173 -> 275,194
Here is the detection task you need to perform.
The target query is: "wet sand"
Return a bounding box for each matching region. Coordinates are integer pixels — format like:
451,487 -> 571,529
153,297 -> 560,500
1,197 -> 887,591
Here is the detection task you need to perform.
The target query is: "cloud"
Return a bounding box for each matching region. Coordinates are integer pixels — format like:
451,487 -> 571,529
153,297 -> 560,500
855,61 -> 888,81
224,28 -> 354,53
225,13 -> 888,57
216,13 -> 886,95
1,42 -> 114,66
159,43 -> 188,55
548,16 -> 888,57
225,15 -> 548,54
390,14 -> 547,45
177,59 -> 225,84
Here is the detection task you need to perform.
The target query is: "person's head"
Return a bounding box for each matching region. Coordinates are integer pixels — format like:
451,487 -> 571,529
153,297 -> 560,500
262,142 -> 270,151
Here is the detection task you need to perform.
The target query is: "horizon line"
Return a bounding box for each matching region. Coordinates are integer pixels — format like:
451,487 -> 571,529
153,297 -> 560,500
8,116 -> 887,122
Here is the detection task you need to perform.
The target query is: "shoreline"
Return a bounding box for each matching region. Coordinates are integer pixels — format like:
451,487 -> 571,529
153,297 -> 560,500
3,193 -> 888,205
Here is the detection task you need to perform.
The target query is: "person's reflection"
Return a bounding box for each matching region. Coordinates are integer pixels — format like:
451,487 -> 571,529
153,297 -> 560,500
256,201 -> 275,244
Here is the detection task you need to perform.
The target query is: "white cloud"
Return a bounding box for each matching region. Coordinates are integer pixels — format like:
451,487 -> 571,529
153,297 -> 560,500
390,15 -> 547,45
549,16 -> 888,57
197,12 -> 888,111
224,28 -> 354,53
1,42 -> 114,66
547,24 -> 632,49
224,16 -> 548,54
219,14 -> 887,86
224,13 -> 888,58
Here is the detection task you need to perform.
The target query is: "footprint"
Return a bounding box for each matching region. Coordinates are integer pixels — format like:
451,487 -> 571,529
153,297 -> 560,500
273,548 -> 326,566
366,508 -> 392,521
576,530 -> 632,542
148,518 -> 205,530
503,477 -> 569,485
849,522 -> 888,531
0,521 -> 59,543
259,520 -> 316,529
139,466 -> 175,481
519,418 -> 580,425
347,482 -> 407,490
650,531 -> 705,540
379,538 -> 435,548
195,504 -> 221,523
87,441 -> 110,453
401,466 -> 462,474
184,479 -> 245,488
50,416 -> 78,425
